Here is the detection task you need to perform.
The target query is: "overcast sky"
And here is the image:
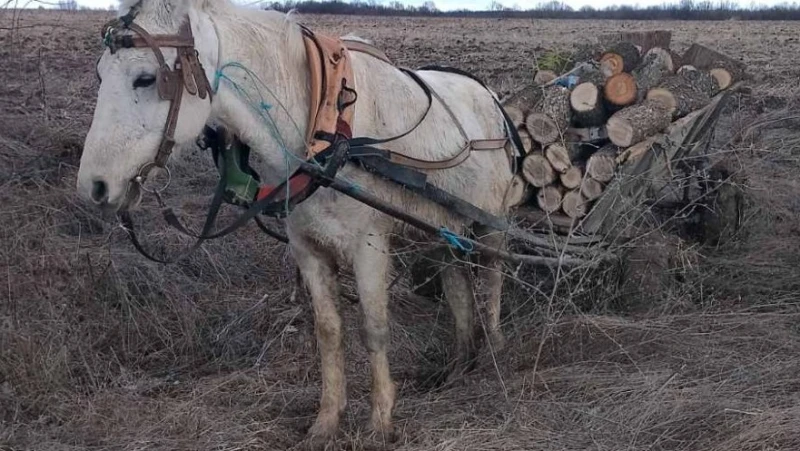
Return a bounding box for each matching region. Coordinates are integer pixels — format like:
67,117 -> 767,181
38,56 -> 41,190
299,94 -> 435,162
73,0 -> 788,13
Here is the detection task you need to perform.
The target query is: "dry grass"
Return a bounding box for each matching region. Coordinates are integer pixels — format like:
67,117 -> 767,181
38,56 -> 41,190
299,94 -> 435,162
2,9 -> 800,451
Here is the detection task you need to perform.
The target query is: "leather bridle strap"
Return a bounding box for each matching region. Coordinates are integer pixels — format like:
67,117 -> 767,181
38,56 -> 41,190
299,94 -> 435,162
101,16 -> 212,183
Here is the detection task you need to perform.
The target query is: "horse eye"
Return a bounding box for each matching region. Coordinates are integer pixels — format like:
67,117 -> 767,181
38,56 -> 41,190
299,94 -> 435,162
133,74 -> 156,89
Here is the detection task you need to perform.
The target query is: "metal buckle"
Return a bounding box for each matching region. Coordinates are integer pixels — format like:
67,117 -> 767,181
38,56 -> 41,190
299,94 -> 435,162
103,26 -> 118,54
134,162 -> 172,195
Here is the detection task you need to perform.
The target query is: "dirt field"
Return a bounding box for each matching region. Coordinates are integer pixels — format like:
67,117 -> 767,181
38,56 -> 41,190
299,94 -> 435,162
2,9 -> 800,451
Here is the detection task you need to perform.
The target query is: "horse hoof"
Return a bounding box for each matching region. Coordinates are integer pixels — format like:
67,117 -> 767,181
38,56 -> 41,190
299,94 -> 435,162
297,435 -> 334,451
298,424 -> 337,451
488,332 -> 506,352
366,423 -> 398,448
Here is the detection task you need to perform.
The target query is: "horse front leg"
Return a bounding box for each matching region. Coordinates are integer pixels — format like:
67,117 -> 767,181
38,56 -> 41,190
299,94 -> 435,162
291,237 -> 346,450
353,233 -> 397,443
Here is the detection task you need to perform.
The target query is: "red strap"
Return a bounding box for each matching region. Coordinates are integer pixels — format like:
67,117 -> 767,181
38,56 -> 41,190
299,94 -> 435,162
336,117 -> 353,140
256,173 -> 314,202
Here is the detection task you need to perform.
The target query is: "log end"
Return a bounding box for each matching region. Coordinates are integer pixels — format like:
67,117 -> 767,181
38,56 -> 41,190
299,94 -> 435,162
571,82 -> 600,112
646,87 -> 677,115
581,177 -> 604,201
604,73 -> 637,107
526,113 -> 560,145
536,185 -> 564,213
534,69 -> 558,85
560,165 -> 583,189
562,190 -> 589,219
545,143 -> 571,174
504,105 -> 525,128
522,152 -> 556,187
710,68 -> 733,90
606,115 -> 635,147
600,53 -> 624,77
504,174 -> 532,208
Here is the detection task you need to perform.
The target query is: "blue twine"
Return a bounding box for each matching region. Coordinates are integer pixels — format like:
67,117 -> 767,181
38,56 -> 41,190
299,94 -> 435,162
212,61 -> 365,213
438,227 -> 473,253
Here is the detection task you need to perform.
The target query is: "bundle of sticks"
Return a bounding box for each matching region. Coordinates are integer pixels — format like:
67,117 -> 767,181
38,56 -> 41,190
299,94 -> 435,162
502,33 -> 746,221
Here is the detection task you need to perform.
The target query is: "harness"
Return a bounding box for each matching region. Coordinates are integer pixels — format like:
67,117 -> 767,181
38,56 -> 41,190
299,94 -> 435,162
101,7 -> 526,263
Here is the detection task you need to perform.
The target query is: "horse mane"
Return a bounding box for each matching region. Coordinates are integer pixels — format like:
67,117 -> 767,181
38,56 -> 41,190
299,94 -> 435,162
117,0 -> 295,30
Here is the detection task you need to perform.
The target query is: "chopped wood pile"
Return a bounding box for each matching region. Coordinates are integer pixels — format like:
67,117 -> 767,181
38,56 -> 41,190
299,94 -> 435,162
502,33 -> 746,223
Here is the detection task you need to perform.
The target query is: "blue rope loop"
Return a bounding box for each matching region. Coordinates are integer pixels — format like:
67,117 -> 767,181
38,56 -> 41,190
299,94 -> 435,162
438,227 -> 473,253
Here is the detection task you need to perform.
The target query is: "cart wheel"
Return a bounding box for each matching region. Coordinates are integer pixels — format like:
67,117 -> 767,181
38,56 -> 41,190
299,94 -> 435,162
409,251 -> 445,300
699,162 -> 745,246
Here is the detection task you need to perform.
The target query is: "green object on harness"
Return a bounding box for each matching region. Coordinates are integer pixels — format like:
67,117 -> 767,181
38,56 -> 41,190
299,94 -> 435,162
216,139 -> 260,206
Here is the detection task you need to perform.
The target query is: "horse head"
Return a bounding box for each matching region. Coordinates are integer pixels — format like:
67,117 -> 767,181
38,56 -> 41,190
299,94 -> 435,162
77,0 -> 219,211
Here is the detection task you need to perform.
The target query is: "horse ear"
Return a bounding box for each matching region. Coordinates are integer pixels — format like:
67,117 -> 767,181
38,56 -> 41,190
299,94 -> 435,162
119,0 -> 192,25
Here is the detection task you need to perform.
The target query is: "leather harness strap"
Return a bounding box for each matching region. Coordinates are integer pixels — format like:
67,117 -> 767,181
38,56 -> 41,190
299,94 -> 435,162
300,25 -> 357,157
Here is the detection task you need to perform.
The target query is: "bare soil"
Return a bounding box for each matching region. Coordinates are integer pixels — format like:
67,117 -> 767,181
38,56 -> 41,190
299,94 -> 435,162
2,9 -> 800,451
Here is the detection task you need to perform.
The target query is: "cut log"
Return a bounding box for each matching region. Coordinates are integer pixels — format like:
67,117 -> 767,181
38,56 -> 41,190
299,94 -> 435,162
668,50 -> 683,70
525,85 -> 571,145
606,100 -> 672,148
518,128 -> 535,154
647,75 -> 711,119
632,47 -> 674,102
545,143 -> 572,173
562,189 -> 589,219
572,42 -> 606,63
600,42 -> 641,77
560,164 -> 584,190
604,73 -> 637,108
505,105 -> 525,128
598,30 -> 671,54
534,69 -> 558,85
586,146 -> 618,183
522,152 -> 556,187
681,44 -> 745,90
570,82 -> 607,127
580,177 -> 604,201
500,84 -> 543,116
504,174 -> 532,208
677,65 -> 719,97
681,43 -> 745,72
576,65 -> 606,87
537,185 -> 564,214
709,60 -> 745,90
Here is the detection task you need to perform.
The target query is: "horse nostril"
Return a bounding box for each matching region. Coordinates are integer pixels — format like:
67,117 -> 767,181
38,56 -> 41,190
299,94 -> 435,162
91,179 -> 109,204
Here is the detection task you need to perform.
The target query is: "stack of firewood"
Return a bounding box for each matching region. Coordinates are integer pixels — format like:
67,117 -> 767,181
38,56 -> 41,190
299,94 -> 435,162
502,32 -> 745,221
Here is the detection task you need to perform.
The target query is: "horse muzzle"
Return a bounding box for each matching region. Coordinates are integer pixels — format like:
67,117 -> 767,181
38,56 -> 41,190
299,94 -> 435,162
77,173 -> 143,214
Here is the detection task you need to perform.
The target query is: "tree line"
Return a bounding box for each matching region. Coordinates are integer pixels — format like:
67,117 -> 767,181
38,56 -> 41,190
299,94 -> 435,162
267,0 -> 800,20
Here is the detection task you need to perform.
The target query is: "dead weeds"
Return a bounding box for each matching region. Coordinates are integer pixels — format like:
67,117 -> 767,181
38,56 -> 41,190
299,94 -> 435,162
2,9 -> 800,451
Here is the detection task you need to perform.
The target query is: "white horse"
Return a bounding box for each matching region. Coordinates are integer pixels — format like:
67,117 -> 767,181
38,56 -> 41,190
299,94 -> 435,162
77,0 -> 516,446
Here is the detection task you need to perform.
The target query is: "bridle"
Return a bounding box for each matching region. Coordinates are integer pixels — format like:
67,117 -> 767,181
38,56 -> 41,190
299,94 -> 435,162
100,5 -> 213,194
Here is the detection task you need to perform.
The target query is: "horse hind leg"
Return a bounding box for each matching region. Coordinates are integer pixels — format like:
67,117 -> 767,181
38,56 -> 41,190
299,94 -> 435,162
290,237 -> 346,450
440,261 -> 478,379
474,226 -> 507,351
353,233 -> 397,443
